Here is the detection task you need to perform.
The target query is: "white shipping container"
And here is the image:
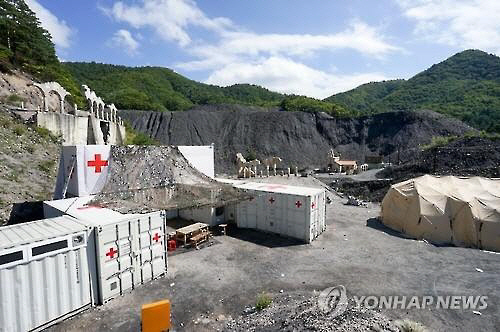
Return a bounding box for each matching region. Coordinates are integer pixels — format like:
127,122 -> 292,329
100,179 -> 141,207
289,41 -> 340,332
235,183 -> 326,243
43,197 -> 168,304
0,216 -> 91,332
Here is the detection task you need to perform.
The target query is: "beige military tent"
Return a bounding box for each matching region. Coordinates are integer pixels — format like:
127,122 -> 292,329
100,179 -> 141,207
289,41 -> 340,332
381,175 -> 500,251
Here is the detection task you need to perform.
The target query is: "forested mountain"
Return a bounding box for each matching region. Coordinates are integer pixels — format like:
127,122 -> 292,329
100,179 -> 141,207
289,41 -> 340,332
326,50 -> 500,133
325,80 -> 404,116
0,0 -> 84,105
2,0 -> 500,132
63,62 -> 286,112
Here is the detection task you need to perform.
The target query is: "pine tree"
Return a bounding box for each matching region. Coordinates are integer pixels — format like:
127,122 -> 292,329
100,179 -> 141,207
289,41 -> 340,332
0,0 -> 58,70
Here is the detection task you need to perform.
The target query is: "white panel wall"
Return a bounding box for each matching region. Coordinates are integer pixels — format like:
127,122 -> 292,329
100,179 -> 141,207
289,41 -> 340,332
54,145 -> 111,199
178,145 -> 215,178
179,206 -> 224,226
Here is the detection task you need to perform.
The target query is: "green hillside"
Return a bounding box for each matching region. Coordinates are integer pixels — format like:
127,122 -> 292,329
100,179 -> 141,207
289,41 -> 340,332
326,50 -> 500,133
325,79 -> 404,116
63,62 -> 286,112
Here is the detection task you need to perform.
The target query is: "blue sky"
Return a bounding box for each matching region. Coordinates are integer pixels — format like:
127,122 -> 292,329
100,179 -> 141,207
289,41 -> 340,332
25,0 -> 500,98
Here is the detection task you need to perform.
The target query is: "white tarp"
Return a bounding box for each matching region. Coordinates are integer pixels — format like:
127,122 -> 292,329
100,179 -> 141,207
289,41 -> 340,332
54,145 -> 111,199
381,175 -> 500,251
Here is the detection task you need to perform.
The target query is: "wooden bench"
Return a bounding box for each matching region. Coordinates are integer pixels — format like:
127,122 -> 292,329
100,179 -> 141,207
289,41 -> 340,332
175,222 -> 209,246
189,230 -> 211,248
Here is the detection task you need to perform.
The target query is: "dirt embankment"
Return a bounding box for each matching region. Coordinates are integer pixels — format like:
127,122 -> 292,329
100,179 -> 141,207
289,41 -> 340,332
328,136 -> 500,202
0,108 -> 60,224
120,107 -> 473,174
378,136 -> 500,180
0,71 -> 74,111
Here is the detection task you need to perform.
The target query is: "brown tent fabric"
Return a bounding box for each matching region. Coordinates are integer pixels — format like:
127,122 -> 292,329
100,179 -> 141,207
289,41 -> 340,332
91,145 -> 250,213
381,175 -> 500,251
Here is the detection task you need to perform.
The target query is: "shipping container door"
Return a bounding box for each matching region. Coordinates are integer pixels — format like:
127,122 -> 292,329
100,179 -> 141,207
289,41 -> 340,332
264,192 -> 280,233
287,195 -> 307,240
310,192 -> 326,241
310,194 -> 318,240
319,192 -> 326,232
137,213 -> 167,282
97,221 -> 137,303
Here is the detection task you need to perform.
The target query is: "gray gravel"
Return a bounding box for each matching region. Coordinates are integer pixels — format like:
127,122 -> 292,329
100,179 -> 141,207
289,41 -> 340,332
48,178 -> 500,332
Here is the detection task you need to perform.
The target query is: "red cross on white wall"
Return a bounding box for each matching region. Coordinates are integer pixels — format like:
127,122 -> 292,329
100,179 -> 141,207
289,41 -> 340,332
106,247 -> 117,259
153,233 -> 160,243
295,200 -> 302,208
87,154 -> 108,173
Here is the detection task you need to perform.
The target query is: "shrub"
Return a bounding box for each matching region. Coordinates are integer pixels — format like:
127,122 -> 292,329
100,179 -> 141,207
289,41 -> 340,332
25,145 -> 35,153
38,160 -> 55,174
255,292 -> 272,311
395,319 -> 428,332
421,135 -> 458,150
6,94 -> 25,104
124,122 -> 157,145
34,126 -> 59,143
13,125 -> 25,136
0,117 -> 11,128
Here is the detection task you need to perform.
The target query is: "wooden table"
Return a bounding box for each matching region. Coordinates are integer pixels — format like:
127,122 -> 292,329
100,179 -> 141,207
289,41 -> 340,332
175,222 -> 209,246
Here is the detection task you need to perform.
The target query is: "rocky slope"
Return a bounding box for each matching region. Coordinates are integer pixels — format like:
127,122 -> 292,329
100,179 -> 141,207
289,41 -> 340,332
0,107 -> 60,224
120,107 -> 474,175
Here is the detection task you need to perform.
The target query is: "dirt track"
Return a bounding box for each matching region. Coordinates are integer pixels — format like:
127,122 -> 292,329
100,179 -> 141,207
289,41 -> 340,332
48,180 -> 500,332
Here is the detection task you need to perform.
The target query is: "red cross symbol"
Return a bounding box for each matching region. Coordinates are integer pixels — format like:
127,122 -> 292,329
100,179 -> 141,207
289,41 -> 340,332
311,202 -> 316,209
77,204 -> 103,210
153,233 -> 160,243
269,197 -> 275,204
87,154 -> 108,173
295,200 -> 302,208
106,247 -> 117,259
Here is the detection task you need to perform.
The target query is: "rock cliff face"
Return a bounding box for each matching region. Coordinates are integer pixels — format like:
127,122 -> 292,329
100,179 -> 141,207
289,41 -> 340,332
120,106 -> 473,174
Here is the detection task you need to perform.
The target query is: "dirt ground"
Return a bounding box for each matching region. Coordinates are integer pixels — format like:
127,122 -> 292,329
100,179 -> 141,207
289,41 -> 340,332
48,178 -> 500,332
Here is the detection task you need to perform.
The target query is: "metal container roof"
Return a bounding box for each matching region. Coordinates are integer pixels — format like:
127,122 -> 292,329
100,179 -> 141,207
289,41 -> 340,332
0,215 -> 87,250
44,196 -> 140,226
234,182 -> 325,196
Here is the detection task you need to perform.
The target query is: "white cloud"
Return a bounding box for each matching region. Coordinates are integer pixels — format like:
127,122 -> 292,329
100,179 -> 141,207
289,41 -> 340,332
103,0 -> 401,98
105,0 -> 234,47
110,29 -> 140,55
205,56 -> 389,99
397,0 -> 500,53
178,20 -> 401,72
25,0 -> 73,49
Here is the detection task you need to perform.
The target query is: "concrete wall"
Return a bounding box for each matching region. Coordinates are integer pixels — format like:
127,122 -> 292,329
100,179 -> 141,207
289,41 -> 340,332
88,115 -> 126,145
37,112 -> 126,146
36,112 -> 88,145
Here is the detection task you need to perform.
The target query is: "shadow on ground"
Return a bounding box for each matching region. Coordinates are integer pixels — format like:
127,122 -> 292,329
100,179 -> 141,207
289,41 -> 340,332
228,227 -> 304,248
365,217 -> 415,240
